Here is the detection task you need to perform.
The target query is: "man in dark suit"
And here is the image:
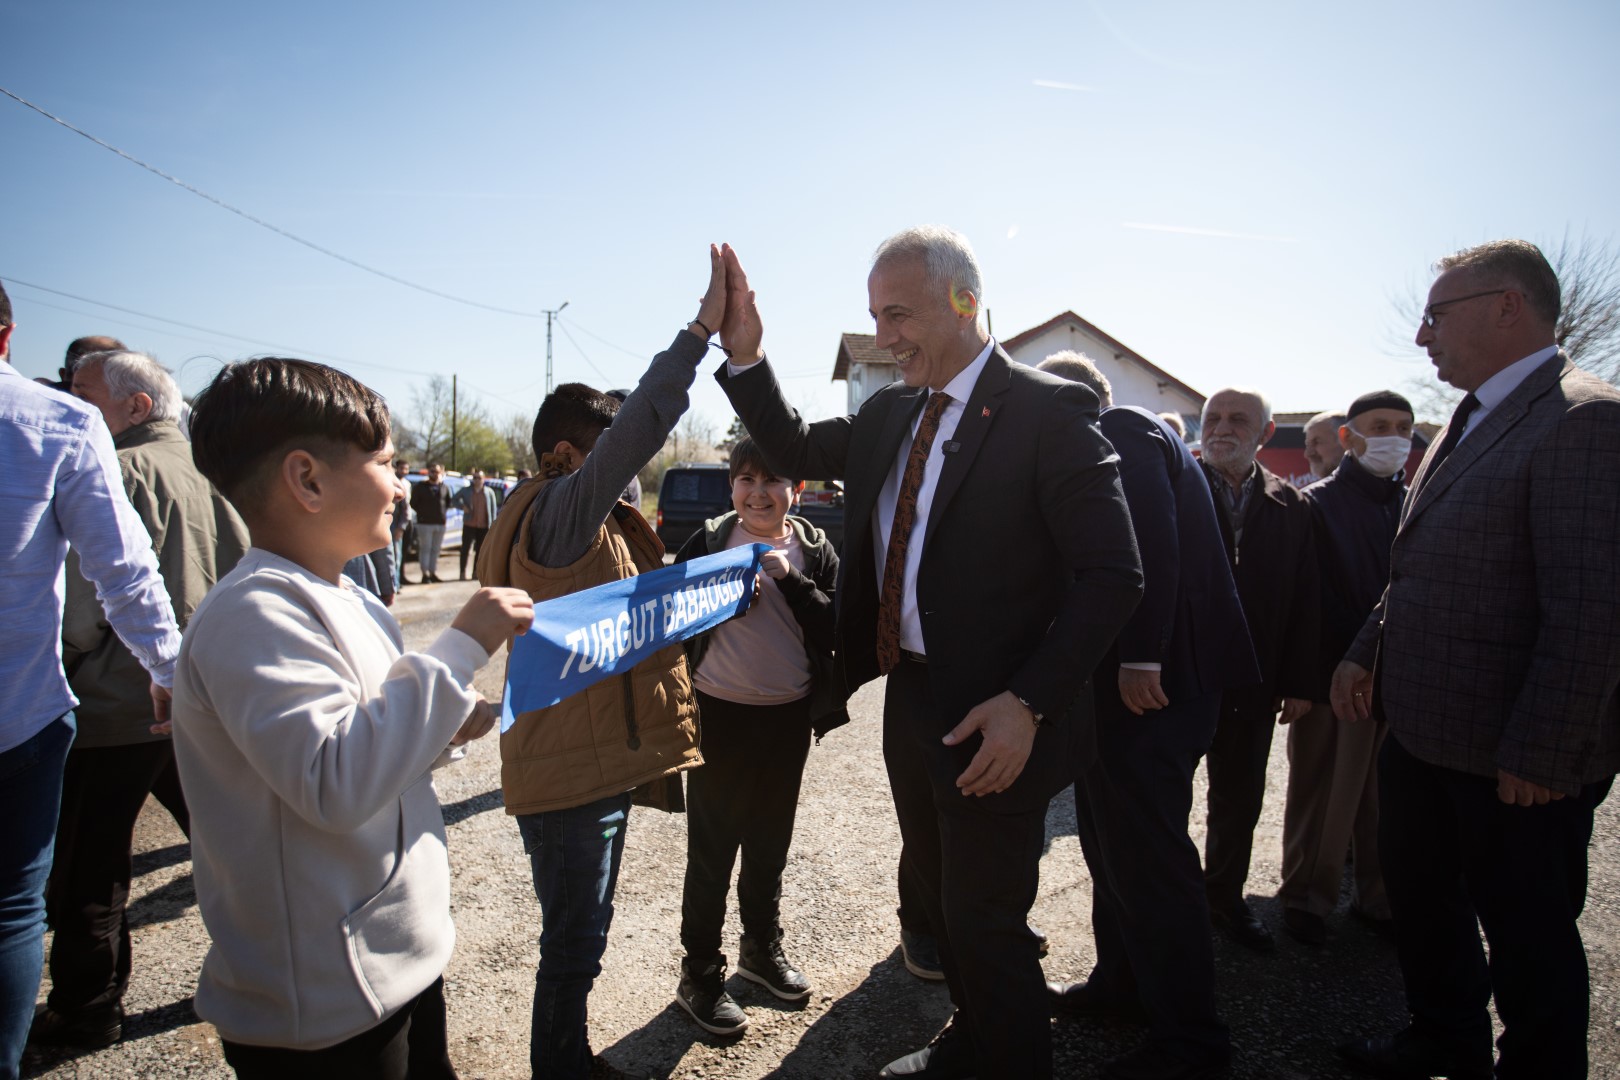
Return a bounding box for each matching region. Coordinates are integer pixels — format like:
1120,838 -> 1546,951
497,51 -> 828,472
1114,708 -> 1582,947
1333,240 -> 1620,1080
1197,388 -> 1318,951
1039,353 -> 1259,1080
713,232 -> 1142,1080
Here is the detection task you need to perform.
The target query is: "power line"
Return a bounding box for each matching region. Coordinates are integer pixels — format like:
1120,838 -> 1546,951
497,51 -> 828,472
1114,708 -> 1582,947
554,321 -> 614,385
1,85 -> 546,320
557,315 -> 650,361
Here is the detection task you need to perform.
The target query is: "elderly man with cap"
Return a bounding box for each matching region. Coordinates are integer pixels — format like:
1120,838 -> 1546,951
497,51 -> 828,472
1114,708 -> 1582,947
1277,391 -> 1414,946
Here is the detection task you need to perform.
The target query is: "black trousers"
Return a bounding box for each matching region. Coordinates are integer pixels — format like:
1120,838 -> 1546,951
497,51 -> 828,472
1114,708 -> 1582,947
883,660 -> 1051,1080
1075,688 -> 1227,1061
222,977 -> 455,1079
45,740 -> 181,1014
458,526 -> 489,578
680,690 -> 813,960
895,846 -> 930,935
1202,697 -> 1276,908
1379,735 -> 1611,1080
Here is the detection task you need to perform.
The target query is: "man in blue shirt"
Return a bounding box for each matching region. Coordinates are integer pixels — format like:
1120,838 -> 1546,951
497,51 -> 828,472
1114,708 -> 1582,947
0,281 -> 182,1079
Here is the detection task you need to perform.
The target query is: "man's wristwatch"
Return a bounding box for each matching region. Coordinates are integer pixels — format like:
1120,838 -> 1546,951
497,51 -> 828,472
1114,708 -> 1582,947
1015,694 -> 1045,728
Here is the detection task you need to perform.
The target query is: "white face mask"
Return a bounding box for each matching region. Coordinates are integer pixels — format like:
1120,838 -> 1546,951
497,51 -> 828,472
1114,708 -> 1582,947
1353,431 -> 1412,477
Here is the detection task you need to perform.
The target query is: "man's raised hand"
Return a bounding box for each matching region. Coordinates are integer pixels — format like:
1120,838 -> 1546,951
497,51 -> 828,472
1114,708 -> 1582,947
719,244 -> 764,365
451,587 -> 535,654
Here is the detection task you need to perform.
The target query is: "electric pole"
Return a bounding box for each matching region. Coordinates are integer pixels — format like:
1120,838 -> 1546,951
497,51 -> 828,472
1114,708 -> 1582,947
543,301 -> 570,395
451,374 -> 458,471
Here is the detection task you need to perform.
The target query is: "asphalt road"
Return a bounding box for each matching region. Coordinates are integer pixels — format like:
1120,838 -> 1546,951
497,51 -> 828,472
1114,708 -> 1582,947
24,579 -> 1620,1078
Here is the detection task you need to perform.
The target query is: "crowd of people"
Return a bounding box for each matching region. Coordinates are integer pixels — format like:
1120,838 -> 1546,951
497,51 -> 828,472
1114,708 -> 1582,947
0,225 -> 1616,1080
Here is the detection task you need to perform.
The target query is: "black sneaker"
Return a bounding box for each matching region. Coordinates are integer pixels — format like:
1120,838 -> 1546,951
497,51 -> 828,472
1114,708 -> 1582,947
28,1003 -> 122,1048
899,928 -> 945,980
675,955 -> 748,1036
738,933 -> 812,1001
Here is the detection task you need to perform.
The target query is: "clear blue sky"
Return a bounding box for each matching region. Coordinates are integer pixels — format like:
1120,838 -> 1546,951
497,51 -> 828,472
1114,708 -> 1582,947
5,1 -> 1617,432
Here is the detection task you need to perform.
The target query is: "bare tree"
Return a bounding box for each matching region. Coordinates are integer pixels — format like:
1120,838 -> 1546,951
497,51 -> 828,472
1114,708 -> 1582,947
1388,231 -> 1620,420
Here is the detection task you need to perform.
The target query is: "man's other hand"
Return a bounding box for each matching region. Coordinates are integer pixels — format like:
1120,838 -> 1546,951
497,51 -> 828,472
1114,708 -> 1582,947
720,244 -> 764,364
944,691 -> 1037,796
149,682 -> 173,735
1277,697 -> 1312,725
1330,660 -> 1374,723
1118,667 -> 1169,715
1497,769 -> 1567,807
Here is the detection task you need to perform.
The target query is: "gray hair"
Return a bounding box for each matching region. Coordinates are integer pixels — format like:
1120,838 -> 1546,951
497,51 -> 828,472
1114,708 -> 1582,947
1037,350 -> 1112,406
872,225 -> 984,320
77,350 -> 182,423
1202,386 -> 1273,426
1305,411 -> 1346,432
1436,239 -> 1560,326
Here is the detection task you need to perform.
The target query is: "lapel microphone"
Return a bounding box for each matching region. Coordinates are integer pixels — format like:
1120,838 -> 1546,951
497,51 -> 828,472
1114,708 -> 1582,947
942,441 -> 962,454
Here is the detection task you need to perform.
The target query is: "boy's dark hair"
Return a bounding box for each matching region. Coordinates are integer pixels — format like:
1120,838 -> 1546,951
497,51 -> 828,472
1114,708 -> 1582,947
531,382 -> 619,463
728,435 -> 796,484
190,357 -> 391,505
0,280 -> 12,328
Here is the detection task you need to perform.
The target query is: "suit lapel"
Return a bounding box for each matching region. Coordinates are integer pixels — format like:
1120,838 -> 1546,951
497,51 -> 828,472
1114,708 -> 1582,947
922,347 -> 1013,554
1402,355 -> 1566,528
847,385 -> 927,541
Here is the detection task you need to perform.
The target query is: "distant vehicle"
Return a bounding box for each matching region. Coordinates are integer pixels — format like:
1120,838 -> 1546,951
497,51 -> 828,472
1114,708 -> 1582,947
655,463 -> 845,551
403,472 -> 467,559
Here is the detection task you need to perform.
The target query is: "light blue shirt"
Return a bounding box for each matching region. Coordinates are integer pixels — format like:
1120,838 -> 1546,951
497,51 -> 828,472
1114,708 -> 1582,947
0,359 -> 181,753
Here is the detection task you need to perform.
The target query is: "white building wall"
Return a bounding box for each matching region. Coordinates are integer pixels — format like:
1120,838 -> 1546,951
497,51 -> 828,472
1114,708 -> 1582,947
1001,324 -> 1203,422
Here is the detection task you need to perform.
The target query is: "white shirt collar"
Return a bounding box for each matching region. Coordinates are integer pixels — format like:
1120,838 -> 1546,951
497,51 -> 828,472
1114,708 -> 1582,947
1474,345 -> 1558,411
936,337 -> 995,402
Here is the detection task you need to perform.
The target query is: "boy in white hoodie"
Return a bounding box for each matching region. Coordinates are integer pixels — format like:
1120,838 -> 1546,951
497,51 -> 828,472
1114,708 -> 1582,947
174,358 -> 533,1079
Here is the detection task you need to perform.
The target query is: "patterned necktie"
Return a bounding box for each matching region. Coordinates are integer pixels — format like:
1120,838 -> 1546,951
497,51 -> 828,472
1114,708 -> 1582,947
1425,392 -> 1481,475
876,392 -> 952,675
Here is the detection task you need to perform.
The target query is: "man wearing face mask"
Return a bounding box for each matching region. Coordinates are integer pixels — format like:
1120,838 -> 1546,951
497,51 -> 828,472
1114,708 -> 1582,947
1277,391 -> 1414,946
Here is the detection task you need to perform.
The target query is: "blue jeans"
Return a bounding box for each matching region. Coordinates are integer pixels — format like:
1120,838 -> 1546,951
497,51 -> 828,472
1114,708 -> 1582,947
0,713 -> 76,1080
516,792 -> 630,1080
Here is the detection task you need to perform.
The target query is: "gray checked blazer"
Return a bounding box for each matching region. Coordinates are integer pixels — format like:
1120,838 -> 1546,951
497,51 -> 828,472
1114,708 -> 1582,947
1347,352 -> 1620,794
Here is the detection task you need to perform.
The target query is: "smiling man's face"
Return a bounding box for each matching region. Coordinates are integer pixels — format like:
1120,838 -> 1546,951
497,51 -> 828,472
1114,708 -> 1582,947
868,255 -> 979,391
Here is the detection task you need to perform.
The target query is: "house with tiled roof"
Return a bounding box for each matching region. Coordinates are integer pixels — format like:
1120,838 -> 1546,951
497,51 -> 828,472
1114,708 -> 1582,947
834,310 -> 1206,431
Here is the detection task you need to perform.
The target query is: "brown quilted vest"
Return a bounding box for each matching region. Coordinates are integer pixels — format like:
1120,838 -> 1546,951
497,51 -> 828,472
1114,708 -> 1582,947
477,476 -> 700,816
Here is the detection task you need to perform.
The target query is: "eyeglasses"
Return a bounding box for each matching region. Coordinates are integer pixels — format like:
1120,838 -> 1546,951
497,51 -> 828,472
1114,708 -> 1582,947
1421,289 -> 1505,328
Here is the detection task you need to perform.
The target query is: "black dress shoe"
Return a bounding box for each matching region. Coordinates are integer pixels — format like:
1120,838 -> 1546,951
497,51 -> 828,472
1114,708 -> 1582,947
28,1003 -> 122,1048
1337,1030 -> 1493,1080
1281,907 -> 1327,946
880,1013 -> 976,1078
1046,980 -> 1148,1023
1104,1042 -> 1229,1080
1209,900 -> 1275,952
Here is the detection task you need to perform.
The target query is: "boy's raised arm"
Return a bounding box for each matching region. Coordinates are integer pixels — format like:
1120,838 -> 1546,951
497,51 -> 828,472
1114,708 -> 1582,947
191,580 -> 490,833
528,246 -> 729,567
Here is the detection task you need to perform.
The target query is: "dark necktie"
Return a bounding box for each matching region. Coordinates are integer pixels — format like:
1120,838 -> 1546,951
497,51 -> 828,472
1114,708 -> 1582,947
876,392 -> 952,675
1425,392 -> 1481,475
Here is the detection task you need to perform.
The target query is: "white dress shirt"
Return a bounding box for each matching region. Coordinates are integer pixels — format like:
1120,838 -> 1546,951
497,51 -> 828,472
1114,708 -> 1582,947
1461,344 -> 1559,442
872,339 -> 995,656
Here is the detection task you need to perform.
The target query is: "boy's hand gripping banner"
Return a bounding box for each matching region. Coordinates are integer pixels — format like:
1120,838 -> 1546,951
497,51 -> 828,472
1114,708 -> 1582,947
500,544 -> 769,732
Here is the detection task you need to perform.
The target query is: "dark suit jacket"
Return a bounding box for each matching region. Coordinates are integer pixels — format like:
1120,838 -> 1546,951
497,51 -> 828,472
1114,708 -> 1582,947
717,347 -> 1143,807
1348,354 -> 1620,793
1098,407 -> 1259,704
1202,461 -> 1318,709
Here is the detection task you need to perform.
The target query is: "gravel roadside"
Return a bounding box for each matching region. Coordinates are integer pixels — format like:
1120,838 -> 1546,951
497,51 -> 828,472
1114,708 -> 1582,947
24,578 -> 1620,1078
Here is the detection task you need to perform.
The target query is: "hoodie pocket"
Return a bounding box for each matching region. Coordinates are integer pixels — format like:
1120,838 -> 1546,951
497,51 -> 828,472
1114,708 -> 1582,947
340,791 -> 454,1018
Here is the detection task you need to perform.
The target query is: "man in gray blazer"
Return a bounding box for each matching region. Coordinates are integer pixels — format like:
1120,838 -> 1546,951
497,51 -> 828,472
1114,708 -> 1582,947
1332,240 -> 1620,1080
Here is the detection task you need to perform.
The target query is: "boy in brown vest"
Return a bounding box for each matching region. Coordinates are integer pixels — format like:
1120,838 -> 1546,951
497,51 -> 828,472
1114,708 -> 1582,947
475,247 -> 726,1080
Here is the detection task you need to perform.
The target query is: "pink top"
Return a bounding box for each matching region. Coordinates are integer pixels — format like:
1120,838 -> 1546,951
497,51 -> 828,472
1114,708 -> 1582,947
693,523 -> 811,705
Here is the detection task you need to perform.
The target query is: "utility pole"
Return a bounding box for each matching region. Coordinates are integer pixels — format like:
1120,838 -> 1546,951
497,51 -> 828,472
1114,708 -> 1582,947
543,301 -> 569,395
451,374 -> 458,471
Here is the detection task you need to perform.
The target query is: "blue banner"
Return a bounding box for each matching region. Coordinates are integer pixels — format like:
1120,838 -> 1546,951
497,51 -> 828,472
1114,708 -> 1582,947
501,544 -> 769,731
